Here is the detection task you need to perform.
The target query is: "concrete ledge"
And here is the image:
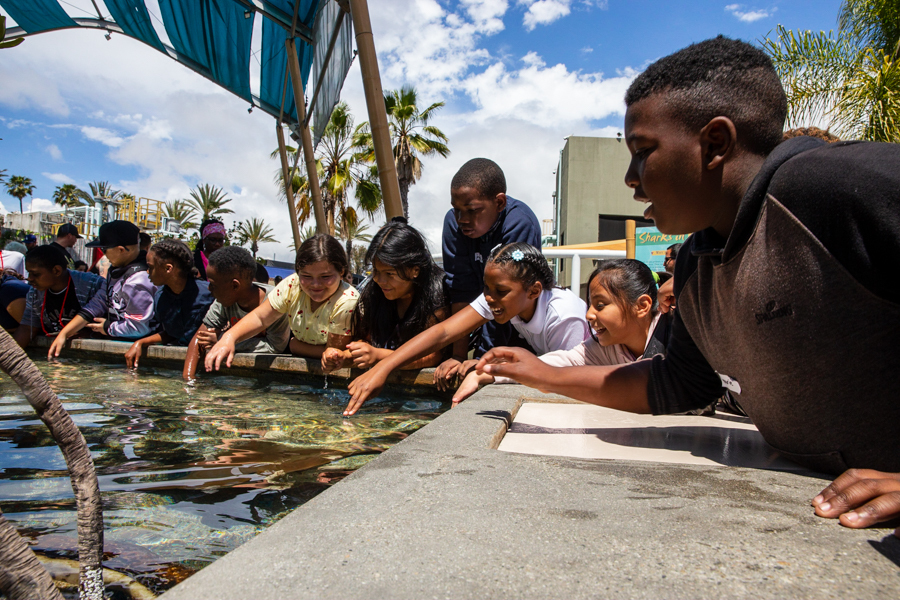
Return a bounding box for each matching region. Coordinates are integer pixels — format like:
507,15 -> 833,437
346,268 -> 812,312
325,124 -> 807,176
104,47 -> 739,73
31,336 -> 438,387
161,384 -> 900,599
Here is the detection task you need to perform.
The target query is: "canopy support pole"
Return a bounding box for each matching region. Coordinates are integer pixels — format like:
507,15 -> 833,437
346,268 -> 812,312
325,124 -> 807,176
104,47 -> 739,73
285,38 -> 328,234
348,0 -> 403,221
276,122 -> 303,250
625,220 -> 636,259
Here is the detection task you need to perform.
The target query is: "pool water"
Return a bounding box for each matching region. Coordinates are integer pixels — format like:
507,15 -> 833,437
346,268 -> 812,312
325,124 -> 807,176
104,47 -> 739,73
0,357 -> 447,595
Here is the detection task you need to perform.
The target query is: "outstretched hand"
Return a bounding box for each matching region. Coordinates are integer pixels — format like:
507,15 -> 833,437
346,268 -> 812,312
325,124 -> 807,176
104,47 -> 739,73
345,366 -> 388,416
812,469 -> 900,535
475,346 -> 548,391
433,357 -> 462,391
48,334 -> 68,360
205,335 -> 236,372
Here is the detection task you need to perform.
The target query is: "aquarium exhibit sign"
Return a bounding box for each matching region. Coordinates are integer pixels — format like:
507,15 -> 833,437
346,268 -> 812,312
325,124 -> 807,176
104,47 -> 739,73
634,227 -> 689,272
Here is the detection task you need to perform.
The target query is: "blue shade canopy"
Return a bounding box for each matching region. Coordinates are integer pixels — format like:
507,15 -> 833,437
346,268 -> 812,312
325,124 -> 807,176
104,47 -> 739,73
0,0 -> 352,138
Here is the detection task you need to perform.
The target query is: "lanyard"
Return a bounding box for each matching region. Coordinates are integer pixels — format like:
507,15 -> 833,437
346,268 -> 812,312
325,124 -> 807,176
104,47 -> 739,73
40,279 -> 71,336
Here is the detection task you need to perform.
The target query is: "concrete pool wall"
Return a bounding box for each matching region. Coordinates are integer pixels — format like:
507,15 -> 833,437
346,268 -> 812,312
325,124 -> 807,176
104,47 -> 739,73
35,338 -> 900,597
159,386 -> 899,599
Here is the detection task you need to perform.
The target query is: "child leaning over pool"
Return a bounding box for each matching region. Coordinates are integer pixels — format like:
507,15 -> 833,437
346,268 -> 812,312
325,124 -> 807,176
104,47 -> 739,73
347,217 -> 450,370
344,242 -> 589,415
48,220 -> 157,357
182,246 -> 291,381
453,259 -> 671,404
124,239 -> 214,369
205,234 -> 357,373
14,245 -> 106,347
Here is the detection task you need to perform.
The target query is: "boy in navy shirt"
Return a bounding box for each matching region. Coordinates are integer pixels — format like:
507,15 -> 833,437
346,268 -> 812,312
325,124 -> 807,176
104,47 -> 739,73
438,158 -> 541,388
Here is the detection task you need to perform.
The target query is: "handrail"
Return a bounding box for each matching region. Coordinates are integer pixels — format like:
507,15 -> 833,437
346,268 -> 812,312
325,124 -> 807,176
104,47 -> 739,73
542,249 -> 626,297
430,249 -> 626,298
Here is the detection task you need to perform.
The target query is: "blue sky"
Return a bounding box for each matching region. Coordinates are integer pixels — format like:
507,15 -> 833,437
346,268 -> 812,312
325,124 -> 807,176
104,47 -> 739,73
0,0 -> 842,255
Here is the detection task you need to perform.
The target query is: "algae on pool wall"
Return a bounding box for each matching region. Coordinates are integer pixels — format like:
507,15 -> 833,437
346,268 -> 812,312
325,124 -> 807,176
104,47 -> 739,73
0,357 -> 448,594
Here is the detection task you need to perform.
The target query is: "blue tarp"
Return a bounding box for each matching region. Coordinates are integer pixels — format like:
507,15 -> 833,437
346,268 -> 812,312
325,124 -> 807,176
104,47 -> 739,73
103,0 -> 166,52
158,0 -> 254,101
0,0 -> 75,34
0,0 -> 347,133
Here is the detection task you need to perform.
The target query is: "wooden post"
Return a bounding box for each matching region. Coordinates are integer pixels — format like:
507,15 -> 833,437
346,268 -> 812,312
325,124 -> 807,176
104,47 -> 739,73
285,38 -> 328,234
348,0 -> 403,220
276,122 -> 303,250
625,219 -> 636,259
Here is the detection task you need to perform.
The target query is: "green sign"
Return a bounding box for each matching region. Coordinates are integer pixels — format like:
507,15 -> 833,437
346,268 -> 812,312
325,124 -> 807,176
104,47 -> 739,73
634,227 -> 689,272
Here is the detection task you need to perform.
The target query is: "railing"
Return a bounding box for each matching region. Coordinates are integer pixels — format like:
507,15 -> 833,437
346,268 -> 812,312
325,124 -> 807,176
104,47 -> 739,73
431,248 -> 626,298
542,248 -> 626,297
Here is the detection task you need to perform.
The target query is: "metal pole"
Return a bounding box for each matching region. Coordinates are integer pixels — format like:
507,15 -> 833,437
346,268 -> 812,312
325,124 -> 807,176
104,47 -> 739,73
571,253 -> 581,298
348,0 -> 403,220
276,122 -> 303,250
285,38 -> 328,234
625,219 -> 636,259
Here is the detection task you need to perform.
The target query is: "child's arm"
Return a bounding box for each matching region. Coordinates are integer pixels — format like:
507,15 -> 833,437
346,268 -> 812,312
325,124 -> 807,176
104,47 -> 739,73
345,306 -> 488,415
182,326 -> 210,381
48,314 -> 90,358
451,371 -> 495,405
476,347 -> 653,413
434,302 -> 472,384
347,342 -> 445,370
125,332 -> 171,369
13,323 -> 39,349
205,299 -> 282,371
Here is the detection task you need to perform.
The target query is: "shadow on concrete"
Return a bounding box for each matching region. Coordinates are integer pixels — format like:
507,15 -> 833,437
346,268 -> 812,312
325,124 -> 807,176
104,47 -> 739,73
869,534 -> 900,568
505,422 -> 827,475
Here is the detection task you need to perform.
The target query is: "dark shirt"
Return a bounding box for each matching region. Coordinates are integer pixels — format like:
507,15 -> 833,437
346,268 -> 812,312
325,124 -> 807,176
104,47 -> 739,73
0,276 -> 29,330
154,278 -> 215,345
441,196 -> 542,304
48,241 -> 75,269
648,137 -> 900,473
41,277 -> 81,335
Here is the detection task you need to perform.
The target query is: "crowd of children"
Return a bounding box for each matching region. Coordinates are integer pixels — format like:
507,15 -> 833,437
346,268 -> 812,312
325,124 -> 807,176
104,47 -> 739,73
3,35 -> 897,532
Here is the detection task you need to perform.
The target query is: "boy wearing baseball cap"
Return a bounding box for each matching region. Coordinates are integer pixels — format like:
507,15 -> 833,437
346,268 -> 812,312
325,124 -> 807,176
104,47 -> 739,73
48,220 -> 157,356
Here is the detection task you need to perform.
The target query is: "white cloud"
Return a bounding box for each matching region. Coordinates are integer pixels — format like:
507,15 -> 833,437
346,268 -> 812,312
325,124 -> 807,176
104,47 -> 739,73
461,0 -> 509,34
46,144 -> 62,160
29,198 -> 55,212
43,172 -> 76,184
581,46 -> 594,54
724,4 -> 773,23
521,0 -> 571,30
80,126 -> 126,148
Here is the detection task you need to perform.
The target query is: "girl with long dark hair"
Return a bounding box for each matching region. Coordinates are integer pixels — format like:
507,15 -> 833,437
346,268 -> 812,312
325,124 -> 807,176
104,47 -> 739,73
348,218 -> 449,370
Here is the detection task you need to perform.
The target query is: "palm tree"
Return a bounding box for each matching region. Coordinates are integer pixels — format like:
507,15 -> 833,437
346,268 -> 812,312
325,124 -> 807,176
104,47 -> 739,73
185,184 -> 234,224
5,175 -> 35,213
86,181 -> 122,206
358,86 -> 450,218
762,0 -> 900,142
334,219 -> 372,268
272,103 -> 382,236
235,218 -> 278,258
163,200 -> 197,231
52,184 -> 91,209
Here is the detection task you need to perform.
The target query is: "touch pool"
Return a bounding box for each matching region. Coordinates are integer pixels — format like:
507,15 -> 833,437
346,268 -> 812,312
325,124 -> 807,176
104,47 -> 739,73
0,356 -> 448,595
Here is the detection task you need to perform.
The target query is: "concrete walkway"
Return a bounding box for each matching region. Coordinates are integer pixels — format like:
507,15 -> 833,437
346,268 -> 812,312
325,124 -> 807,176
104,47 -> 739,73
161,384 -> 900,599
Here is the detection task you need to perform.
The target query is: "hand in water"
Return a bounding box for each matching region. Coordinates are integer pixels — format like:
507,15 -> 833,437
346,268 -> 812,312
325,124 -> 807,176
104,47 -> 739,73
345,366 -> 388,416
812,469 -> 900,535
48,333 -> 68,360
124,340 -> 143,369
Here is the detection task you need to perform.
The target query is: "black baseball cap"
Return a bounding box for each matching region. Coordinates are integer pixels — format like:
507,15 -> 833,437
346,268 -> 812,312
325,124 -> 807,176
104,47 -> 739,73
57,223 -> 82,238
85,220 -> 141,248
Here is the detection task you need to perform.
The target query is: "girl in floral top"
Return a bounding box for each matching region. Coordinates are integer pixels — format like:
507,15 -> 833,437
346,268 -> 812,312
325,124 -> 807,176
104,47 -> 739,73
205,234 -> 358,373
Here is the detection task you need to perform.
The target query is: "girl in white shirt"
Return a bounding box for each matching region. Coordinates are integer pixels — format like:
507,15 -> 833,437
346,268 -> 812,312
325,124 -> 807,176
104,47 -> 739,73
453,258 -> 670,404
343,243 -> 589,416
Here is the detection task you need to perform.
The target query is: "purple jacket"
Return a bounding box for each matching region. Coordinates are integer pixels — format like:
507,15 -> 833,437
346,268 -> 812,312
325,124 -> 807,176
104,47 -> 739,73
80,260 -> 158,340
